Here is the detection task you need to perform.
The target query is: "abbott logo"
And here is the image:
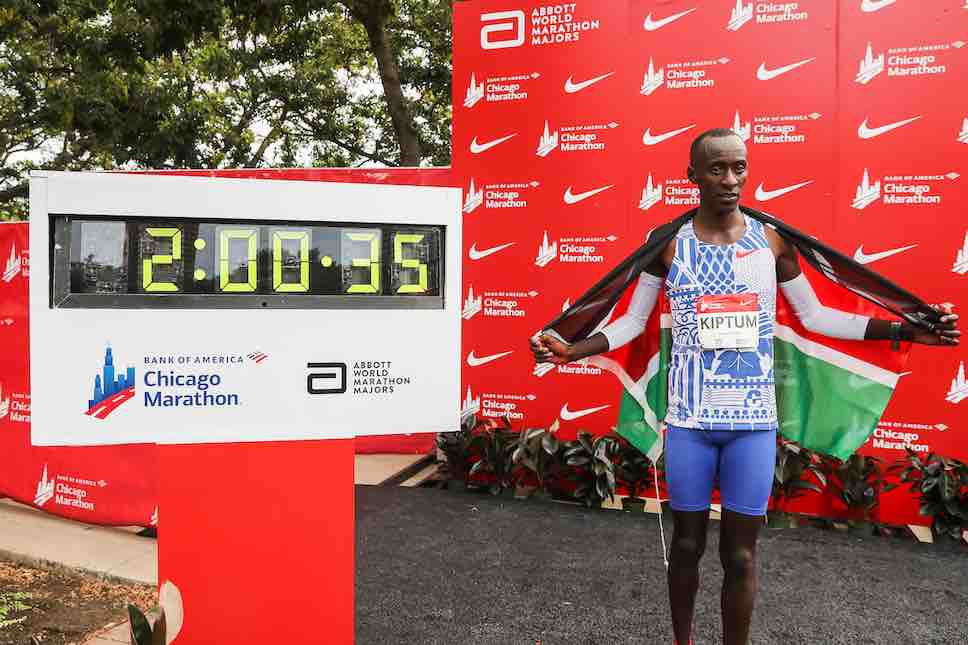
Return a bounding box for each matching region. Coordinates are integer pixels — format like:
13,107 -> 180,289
481,11 -> 525,50
307,363 -> 347,394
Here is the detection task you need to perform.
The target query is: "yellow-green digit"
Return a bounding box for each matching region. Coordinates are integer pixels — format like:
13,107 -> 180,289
394,233 -> 427,294
142,227 -> 182,292
346,232 -> 380,294
219,229 -> 258,292
273,231 -> 310,293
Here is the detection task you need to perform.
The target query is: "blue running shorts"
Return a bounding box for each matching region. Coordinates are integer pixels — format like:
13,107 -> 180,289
665,424 -> 777,517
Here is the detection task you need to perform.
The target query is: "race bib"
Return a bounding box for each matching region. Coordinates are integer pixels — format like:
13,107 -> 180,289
696,294 -> 759,349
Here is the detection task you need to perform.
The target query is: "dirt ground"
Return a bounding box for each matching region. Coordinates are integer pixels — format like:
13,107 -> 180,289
0,559 -> 154,645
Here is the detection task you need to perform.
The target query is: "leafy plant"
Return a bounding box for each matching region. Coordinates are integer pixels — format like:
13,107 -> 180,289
886,450 -> 968,541
615,436 -> 655,501
772,437 -> 826,512
562,432 -> 620,508
510,420 -> 562,497
128,604 -> 166,645
823,454 -> 884,526
436,413 -> 477,483
0,591 -> 31,628
467,416 -> 518,495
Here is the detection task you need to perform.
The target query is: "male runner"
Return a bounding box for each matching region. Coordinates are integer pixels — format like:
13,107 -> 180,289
530,128 -> 960,645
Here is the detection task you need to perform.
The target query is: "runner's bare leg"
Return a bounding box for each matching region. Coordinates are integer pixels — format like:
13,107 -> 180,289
719,509 -> 763,645
668,508 -> 710,644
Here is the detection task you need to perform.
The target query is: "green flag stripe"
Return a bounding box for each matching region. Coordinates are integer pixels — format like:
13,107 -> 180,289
774,337 -> 893,460
775,324 -> 899,388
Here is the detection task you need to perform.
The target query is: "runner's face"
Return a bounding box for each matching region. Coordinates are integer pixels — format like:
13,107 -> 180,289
689,136 -> 748,214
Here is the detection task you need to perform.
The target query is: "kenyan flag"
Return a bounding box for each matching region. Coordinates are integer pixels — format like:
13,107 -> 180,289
587,261 -> 909,463
544,207 -> 928,464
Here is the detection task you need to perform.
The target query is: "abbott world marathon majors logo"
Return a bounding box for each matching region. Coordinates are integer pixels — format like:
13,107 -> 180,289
730,110 -> 822,145
639,56 -> 731,96
463,71 -> 540,108
462,178 -> 540,214
480,4 -> 602,51
462,286 -> 538,320
535,120 -> 618,157
850,169 -> 959,210
461,387 -> 535,421
34,464 -> 105,512
534,232 -> 616,268
726,1 -> 809,31
855,40 -> 965,85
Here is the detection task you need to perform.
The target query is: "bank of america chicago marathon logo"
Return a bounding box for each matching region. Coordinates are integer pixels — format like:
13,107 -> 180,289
462,178 -> 540,214
84,345 -> 271,419
461,386 -> 535,421
958,116 -> 968,144
533,298 -> 611,378
953,232 -> 968,276
462,286 -> 538,320
725,1 -> 809,31
33,464 -> 103,511
479,5 -> 602,51
535,120 -> 618,157
851,169 -> 959,210
947,361 -> 968,404
0,382 -> 8,420
462,71 -> 540,109
534,232 -> 617,268
639,56 -> 731,96
0,382 -> 28,423
855,40 -> 965,85
2,242 -> 28,283
730,110 -> 822,145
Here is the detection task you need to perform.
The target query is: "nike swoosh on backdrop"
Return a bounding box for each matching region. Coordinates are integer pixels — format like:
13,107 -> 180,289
643,8 -> 696,31
560,403 -> 611,421
853,243 -> 918,264
756,57 -> 817,81
860,0 -> 897,12
470,133 -> 516,154
857,115 -> 922,139
754,180 -> 814,201
563,184 -> 615,204
467,350 -> 514,367
642,124 -> 696,146
468,241 -> 515,260
564,72 -> 615,94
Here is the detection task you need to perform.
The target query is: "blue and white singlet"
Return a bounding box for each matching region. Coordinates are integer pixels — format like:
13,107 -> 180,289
664,213 -> 778,431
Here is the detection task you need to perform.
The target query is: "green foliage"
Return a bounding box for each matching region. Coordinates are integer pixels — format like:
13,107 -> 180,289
128,604 -> 166,645
436,413 -> 476,481
0,591 -> 32,628
466,416 -> 518,495
510,419 -> 562,495
772,436 -> 826,511
562,431 -> 620,508
886,450 -> 968,541
823,454 -> 884,520
615,436 -> 654,500
0,0 -> 453,219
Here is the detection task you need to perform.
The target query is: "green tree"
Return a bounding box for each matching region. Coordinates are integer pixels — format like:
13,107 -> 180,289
0,0 -> 453,221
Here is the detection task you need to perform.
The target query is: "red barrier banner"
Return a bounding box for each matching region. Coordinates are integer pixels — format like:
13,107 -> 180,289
453,0 -> 968,526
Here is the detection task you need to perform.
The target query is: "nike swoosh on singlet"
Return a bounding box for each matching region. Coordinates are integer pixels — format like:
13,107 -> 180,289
857,115 -> 921,139
469,133 -> 516,154
643,8 -> 696,31
756,57 -> 817,81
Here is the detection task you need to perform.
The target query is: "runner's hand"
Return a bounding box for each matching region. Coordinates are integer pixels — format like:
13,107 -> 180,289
911,304 -> 960,346
530,333 -> 571,364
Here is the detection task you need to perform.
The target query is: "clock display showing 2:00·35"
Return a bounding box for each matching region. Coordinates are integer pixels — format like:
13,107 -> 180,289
58,216 -> 443,308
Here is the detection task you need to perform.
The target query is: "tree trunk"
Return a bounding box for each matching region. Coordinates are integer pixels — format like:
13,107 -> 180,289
344,1 -> 422,166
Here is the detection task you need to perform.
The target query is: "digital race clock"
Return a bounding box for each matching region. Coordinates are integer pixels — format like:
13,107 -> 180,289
30,171 -> 460,446
51,216 -> 443,308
